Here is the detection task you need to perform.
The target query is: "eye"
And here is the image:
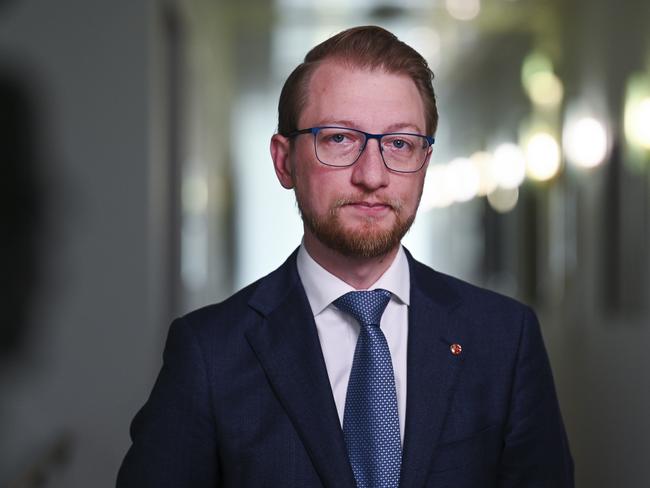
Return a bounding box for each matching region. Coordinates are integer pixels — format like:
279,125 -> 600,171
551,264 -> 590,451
384,137 -> 413,151
318,128 -> 360,146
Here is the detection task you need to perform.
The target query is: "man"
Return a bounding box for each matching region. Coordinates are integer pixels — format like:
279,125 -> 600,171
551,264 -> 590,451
118,26 -> 573,487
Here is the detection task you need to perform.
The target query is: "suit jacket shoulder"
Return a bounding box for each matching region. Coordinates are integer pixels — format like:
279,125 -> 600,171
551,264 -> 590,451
408,248 -> 528,310
180,248 -> 303,345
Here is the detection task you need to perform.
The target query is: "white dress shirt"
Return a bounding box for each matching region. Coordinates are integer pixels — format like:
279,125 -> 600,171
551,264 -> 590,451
296,244 -> 410,442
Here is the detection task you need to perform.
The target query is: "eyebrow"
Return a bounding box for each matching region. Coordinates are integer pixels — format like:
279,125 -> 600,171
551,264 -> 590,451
384,122 -> 424,134
317,119 -> 425,134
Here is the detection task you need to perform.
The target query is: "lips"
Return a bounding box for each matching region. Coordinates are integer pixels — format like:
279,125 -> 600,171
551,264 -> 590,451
343,201 -> 394,218
350,201 -> 388,207
348,201 -> 391,209
332,196 -> 402,215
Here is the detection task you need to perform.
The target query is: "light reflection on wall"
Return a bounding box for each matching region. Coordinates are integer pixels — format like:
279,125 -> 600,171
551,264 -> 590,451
421,165 -> 455,210
445,0 -> 481,22
447,157 -> 481,202
492,142 -> 527,189
417,40 -> 648,219
525,132 -> 561,181
563,115 -> 609,169
487,186 -> 519,213
522,51 -> 564,109
624,73 -> 650,151
627,98 -> 650,149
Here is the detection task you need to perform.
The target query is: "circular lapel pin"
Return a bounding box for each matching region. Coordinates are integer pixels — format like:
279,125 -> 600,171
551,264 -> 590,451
450,343 -> 462,356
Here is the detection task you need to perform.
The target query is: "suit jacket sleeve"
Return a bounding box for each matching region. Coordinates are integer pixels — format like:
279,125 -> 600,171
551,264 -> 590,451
497,307 -> 574,487
117,317 -> 219,487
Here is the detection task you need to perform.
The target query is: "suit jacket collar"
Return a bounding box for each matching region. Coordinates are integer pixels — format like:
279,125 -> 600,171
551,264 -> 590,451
246,248 -> 466,488
399,249 -> 466,487
246,249 -> 357,487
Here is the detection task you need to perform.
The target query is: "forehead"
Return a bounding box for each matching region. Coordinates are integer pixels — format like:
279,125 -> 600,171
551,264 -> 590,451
299,60 -> 426,133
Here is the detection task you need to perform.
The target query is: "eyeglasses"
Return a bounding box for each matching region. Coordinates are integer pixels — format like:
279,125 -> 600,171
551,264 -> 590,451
288,126 -> 434,173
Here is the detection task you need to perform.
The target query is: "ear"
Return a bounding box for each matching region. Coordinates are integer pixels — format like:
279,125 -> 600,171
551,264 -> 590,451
270,133 -> 295,189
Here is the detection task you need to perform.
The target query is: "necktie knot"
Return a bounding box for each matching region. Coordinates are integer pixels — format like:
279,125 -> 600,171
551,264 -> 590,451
334,289 -> 392,327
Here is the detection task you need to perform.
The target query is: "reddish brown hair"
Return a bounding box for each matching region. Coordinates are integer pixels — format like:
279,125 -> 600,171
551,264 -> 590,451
277,25 -> 438,136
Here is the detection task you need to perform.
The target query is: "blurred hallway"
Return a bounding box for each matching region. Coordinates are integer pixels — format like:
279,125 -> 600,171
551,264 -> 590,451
1,0 -> 648,486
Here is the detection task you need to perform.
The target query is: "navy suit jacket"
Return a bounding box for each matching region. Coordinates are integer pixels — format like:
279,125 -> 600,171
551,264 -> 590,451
117,249 -> 573,487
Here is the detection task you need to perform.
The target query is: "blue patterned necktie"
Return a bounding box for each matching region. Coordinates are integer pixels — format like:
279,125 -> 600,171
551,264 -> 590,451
334,289 -> 402,488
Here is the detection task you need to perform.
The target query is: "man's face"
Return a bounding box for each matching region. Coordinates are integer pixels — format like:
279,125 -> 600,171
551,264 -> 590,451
274,61 -> 431,259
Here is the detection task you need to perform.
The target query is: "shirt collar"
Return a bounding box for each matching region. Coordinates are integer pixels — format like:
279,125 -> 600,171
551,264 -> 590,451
297,242 -> 411,316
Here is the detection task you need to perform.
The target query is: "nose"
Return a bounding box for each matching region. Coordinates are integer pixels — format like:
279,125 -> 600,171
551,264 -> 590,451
350,138 -> 390,191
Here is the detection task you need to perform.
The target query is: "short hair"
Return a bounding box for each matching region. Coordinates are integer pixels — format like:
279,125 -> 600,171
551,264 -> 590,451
277,25 -> 438,137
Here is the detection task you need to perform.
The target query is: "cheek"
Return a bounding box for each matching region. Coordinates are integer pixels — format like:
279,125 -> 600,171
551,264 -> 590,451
294,168 -> 340,213
396,175 -> 426,206
306,180 -> 338,212
298,162 -> 346,197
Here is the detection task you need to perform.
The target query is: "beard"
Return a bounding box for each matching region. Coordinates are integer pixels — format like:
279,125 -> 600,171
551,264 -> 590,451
295,191 -> 418,259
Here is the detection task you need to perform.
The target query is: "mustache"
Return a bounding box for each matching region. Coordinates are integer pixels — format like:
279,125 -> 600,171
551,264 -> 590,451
330,195 -> 403,212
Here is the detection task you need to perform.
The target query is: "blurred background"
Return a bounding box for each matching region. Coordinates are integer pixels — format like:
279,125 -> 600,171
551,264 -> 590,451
1,0 -> 648,486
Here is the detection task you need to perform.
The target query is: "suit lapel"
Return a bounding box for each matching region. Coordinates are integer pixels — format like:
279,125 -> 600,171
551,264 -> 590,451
245,252 -> 356,488
399,255 -> 466,488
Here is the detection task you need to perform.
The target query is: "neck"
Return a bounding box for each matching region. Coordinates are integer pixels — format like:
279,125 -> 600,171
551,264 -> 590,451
303,231 -> 399,290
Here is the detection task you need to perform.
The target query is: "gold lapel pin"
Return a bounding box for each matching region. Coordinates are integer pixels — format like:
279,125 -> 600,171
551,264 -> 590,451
450,343 -> 462,356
